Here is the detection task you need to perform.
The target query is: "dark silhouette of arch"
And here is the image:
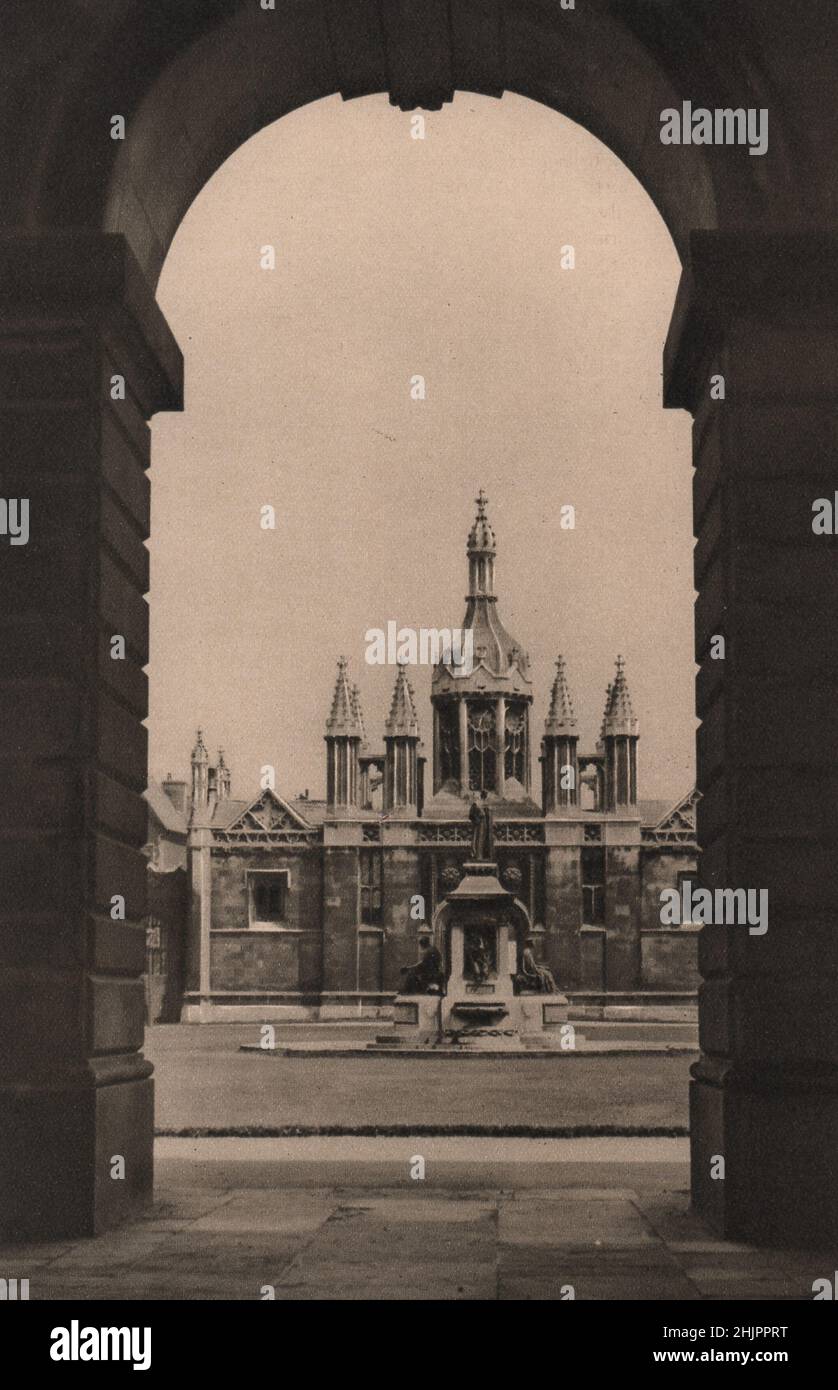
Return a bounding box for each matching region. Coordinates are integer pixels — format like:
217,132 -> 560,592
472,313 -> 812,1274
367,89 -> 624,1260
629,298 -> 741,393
1,0 -> 837,1249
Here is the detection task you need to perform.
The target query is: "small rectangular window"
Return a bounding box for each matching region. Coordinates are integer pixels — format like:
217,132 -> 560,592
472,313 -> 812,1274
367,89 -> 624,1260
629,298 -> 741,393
249,874 -> 287,926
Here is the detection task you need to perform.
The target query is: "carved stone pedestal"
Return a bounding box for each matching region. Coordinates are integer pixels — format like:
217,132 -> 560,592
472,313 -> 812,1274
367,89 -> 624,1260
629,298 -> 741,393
392,993 -> 444,1045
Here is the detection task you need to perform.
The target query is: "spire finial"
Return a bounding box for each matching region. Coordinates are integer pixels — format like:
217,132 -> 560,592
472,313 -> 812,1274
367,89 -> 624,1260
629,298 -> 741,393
386,661 -> 420,737
326,657 -> 363,736
601,656 -> 638,736
216,747 -> 231,798
467,487 -> 496,560
351,682 -> 367,748
545,653 -> 577,732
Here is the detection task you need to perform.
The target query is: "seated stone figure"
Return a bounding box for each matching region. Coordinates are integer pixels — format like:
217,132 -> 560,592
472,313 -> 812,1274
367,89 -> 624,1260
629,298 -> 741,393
464,931 -> 491,983
400,934 -> 445,994
517,937 -> 557,994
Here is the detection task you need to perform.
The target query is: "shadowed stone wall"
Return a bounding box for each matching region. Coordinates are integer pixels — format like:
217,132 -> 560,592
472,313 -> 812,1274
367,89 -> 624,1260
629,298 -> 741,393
2,0 -> 838,1245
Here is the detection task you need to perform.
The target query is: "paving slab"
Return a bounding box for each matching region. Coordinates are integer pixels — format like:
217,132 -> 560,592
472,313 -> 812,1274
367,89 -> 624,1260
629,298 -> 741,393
45,1229 -> 175,1272
189,1191 -> 336,1235
336,1196 -> 497,1221
2,1137 -> 825,1301
498,1196 -> 657,1248
287,1210 -> 497,1266
277,1258 -> 497,1300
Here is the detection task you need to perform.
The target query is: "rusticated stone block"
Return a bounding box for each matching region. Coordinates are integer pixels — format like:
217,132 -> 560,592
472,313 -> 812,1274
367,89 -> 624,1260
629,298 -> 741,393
0,233 -> 181,1238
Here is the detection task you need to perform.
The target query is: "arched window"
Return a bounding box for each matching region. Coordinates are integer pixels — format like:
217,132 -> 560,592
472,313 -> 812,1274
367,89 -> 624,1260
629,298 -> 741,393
468,703 -> 496,792
438,702 -> 460,786
505,704 -> 527,784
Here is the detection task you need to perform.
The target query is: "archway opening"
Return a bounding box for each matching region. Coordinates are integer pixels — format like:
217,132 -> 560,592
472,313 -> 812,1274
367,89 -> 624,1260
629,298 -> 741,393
142,90 -> 696,1135
5,0 -> 827,1257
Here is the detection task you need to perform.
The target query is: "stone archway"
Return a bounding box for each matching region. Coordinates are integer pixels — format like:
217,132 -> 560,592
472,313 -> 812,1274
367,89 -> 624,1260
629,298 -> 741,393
1,0 -> 836,1246
431,891 -> 532,978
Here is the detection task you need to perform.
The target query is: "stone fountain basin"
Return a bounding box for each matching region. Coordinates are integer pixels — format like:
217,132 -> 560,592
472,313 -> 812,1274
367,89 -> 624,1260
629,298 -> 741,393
451,1001 -> 508,1023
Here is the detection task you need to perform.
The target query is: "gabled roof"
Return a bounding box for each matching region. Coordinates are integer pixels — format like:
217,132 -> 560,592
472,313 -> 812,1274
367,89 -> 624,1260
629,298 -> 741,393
209,792 -> 331,831
288,797 -> 329,827
210,798 -> 250,827
144,781 -> 187,836
641,788 -> 699,844
219,787 -> 316,834
652,788 -> 699,831
638,798 -> 671,828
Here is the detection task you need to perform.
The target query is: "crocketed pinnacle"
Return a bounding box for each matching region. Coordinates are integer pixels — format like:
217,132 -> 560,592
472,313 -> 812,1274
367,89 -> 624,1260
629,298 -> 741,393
545,655 -> 577,735
434,490 -> 530,696
601,656 -> 639,738
466,488 -> 496,556
385,662 -> 420,738
326,657 -> 363,737
351,683 -> 368,748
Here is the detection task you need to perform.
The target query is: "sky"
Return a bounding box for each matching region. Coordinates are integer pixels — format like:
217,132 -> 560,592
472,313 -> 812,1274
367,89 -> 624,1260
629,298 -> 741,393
149,90 -> 696,805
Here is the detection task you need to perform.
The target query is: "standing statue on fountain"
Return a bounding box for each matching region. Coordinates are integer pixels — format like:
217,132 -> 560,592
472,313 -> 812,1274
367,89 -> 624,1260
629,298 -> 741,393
469,790 -> 494,861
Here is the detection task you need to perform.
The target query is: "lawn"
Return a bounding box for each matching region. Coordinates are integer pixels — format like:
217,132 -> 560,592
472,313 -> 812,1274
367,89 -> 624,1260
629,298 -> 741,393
146,1024 -> 692,1133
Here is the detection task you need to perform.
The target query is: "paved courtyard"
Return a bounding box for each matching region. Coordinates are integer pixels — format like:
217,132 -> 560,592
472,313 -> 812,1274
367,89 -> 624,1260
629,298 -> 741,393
13,1027 -> 818,1303
146,1024 -> 694,1132
2,1138 -> 829,1301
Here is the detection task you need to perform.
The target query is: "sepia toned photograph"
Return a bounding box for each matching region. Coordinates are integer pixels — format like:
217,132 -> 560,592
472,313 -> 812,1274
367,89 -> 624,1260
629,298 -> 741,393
1,0 -> 836,1356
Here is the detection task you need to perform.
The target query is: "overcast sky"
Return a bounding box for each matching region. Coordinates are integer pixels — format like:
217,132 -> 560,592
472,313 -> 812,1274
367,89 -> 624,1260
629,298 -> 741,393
149,91 -> 696,805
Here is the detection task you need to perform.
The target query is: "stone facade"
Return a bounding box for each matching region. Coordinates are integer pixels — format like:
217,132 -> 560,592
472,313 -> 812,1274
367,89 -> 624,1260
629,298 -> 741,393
177,495 -> 698,1020
143,781 -> 187,1023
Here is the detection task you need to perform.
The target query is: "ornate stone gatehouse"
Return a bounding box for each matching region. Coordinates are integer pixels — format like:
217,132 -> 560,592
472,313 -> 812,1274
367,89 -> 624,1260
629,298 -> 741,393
174,494 -> 698,1020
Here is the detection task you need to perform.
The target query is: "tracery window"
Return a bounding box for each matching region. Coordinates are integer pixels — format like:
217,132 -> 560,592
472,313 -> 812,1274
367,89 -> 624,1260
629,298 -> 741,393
438,702 -> 460,786
504,703 -> 527,784
468,702 -> 496,792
